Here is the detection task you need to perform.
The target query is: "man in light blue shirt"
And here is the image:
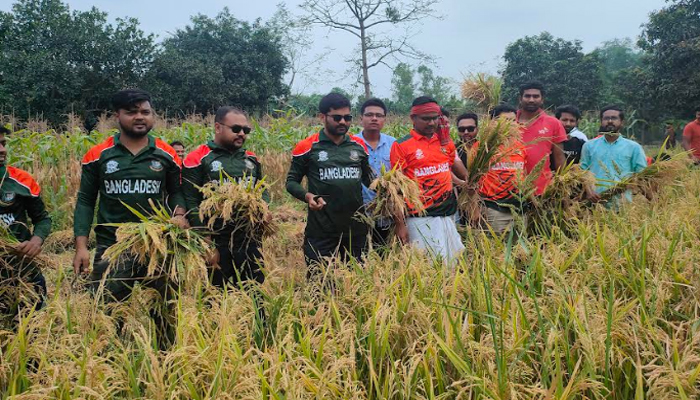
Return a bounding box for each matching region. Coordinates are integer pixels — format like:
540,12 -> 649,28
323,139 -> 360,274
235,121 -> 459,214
581,105 -> 647,201
354,98 -> 396,247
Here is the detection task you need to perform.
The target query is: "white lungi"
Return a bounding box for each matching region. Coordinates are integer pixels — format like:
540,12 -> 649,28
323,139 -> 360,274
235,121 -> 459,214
406,215 -> 465,264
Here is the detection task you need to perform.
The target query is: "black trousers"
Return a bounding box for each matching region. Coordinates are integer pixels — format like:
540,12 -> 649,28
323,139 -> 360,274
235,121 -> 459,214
0,256 -> 46,323
303,235 -> 367,279
210,239 -> 264,289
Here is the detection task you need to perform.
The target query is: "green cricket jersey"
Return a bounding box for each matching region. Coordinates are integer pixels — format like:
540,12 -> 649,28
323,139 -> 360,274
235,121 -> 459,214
0,165 -> 51,242
286,129 -> 374,239
182,141 -> 269,245
73,133 -> 186,247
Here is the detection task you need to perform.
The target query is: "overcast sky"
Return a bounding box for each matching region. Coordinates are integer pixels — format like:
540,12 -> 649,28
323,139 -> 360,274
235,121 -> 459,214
0,0 -> 667,98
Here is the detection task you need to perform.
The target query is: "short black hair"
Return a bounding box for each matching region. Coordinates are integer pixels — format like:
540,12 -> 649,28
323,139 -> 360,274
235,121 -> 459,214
456,112 -> 478,126
490,104 -> 518,118
215,106 -> 246,124
411,96 -> 438,107
518,81 -> 545,97
600,104 -> 625,121
319,93 -> 351,114
440,107 -> 450,118
555,105 -> 581,120
360,98 -> 387,115
112,89 -> 152,112
170,140 -> 184,148
0,126 -> 10,135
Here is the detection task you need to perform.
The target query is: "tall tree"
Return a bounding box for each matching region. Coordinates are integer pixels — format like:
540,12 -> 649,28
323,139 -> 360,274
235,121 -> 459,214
300,0 -> 439,99
501,32 -> 603,110
638,0 -> 700,118
416,65 -> 451,104
0,0 -> 154,124
390,62 -> 416,113
145,8 -> 289,116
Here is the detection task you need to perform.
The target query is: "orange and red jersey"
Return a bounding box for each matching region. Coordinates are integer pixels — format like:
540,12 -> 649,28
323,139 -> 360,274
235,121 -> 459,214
518,110 -> 567,195
390,130 -> 457,217
683,120 -> 700,160
477,141 -> 526,204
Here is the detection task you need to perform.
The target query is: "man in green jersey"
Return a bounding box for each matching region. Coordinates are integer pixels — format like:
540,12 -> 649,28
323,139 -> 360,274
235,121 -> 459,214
286,93 -> 374,276
73,89 -> 188,306
183,106 -> 269,288
0,126 -> 52,321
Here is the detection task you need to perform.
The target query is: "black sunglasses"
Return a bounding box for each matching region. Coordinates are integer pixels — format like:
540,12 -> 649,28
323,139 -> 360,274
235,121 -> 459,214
326,114 -> 353,123
220,123 -> 251,134
458,126 -> 477,133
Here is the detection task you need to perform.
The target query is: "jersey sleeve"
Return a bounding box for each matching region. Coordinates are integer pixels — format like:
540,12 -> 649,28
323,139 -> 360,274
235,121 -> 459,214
166,158 -> 186,214
390,142 -> 407,172
285,146 -> 309,202
182,158 -> 206,227
73,160 -> 99,238
26,193 -> 51,241
552,120 -> 568,144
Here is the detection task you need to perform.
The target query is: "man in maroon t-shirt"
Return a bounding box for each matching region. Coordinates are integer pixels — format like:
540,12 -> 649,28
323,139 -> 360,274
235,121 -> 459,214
516,81 -> 567,195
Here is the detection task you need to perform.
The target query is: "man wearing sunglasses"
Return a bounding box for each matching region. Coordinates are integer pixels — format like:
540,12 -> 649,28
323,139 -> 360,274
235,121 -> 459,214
455,112 -> 479,166
286,93 -> 374,278
355,98 -> 395,249
391,96 -> 465,265
182,106 -> 268,289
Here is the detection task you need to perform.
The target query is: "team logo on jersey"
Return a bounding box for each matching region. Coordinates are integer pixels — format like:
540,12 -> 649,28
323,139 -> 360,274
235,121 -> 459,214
415,149 -> 425,160
245,159 -> 255,170
538,127 -> 550,135
149,160 -> 164,172
349,150 -> 360,161
440,147 -> 447,155
0,191 -> 15,204
211,160 -> 223,172
318,151 -> 329,162
105,160 -> 119,174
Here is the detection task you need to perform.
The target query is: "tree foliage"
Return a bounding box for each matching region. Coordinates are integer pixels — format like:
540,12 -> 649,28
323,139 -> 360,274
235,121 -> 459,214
638,0 -> 700,118
146,8 -> 289,116
501,32 -> 603,110
0,0 -> 154,124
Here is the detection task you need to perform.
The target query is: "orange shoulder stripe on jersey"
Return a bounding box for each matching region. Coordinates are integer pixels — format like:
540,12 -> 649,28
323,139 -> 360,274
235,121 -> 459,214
183,144 -> 213,169
155,138 -> 182,167
292,133 -> 320,157
245,150 -> 258,159
6,166 -> 41,197
81,136 -> 115,165
350,135 -> 370,154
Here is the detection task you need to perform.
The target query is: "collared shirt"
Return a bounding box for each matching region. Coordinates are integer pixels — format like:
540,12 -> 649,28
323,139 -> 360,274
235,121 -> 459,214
580,136 -> 647,193
390,129 -> 457,217
683,120 -> 700,159
355,131 -> 396,204
569,127 -> 588,142
518,110 -> 568,195
0,165 -> 51,242
286,129 -> 373,238
182,141 -> 268,245
74,133 -> 185,247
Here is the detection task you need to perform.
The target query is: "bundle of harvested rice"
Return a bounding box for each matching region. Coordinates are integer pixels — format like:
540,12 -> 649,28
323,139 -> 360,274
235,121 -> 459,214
102,200 -> 212,286
598,155 -> 689,202
197,173 -> 275,241
457,117 -> 521,218
532,164 -> 597,213
460,73 -> 502,112
366,165 -> 425,220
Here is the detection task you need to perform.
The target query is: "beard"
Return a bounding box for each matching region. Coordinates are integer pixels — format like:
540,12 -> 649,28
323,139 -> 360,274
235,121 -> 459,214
599,123 -> 619,133
327,124 -> 348,136
119,121 -> 151,138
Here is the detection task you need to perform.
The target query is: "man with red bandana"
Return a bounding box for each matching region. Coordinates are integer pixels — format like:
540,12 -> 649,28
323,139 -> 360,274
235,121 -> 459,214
516,81 -> 567,195
391,96 -> 465,264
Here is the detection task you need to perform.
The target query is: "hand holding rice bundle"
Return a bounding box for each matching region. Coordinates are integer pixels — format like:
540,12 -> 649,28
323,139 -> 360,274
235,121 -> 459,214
366,165 -> 425,221
197,172 -> 275,242
102,200 -> 212,286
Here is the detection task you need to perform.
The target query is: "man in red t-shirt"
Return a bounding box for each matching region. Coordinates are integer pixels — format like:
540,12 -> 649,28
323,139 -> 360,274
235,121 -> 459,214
516,81 -> 567,195
682,106 -> 700,164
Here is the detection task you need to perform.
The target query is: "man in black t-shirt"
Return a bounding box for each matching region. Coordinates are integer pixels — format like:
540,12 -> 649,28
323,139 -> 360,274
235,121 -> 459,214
552,105 -> 587,167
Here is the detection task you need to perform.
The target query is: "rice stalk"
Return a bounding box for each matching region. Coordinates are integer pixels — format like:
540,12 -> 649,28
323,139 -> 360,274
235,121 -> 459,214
197,172 -> 275,242
598,155 -> 689,202
366,165 -> 425,220
102,199 -> 212,287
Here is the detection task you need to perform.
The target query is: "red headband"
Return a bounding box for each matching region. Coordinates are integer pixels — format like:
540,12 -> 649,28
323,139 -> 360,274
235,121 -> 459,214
410,103 -> 441,116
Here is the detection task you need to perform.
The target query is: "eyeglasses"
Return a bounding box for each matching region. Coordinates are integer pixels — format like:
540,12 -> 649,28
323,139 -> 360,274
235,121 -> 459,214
326,114 -> 353,123
362,112 -> 386,119
418,115 -> 440,122
602,116 -> 621,122
220,123 -> 251,134
458,126 -> 477,133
